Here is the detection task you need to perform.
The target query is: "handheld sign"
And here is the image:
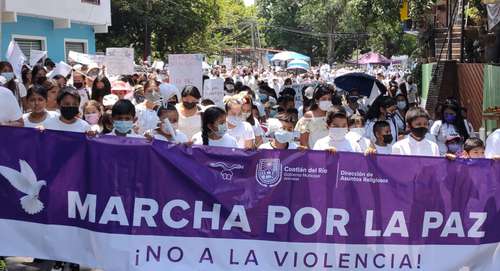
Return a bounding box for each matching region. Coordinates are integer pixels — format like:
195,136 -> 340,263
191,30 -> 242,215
168,54 -> 203,92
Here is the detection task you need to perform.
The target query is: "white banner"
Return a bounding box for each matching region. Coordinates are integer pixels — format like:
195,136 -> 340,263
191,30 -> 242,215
203,78 -> 225,106
168,54 -> 203,92
1,219 -> 500,271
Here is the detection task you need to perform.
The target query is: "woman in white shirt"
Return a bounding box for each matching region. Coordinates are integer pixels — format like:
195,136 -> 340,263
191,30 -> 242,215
392,107 -> 439,157
430,100 -> 471,155
154,105 -> 189,143
296,85 -> 332,148
241,94 -> 264,147
22,85 -> 57,128
176,85 -> 202,140
259,112 -> 299,150
225,97 -> 255,149
313,109 -> 362,153
192,107 -> 238,148
136,80 -> 161,134
44,87 -> 91,133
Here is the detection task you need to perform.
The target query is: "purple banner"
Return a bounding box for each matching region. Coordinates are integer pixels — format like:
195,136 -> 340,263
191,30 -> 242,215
0,126 -> 499,270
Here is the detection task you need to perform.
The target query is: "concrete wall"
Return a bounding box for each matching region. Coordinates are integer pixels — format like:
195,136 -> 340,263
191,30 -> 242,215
3,0 -> 111,26
2,16 -> 96,62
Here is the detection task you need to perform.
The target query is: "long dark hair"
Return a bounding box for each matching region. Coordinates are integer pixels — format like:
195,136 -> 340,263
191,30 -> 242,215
365,95 -> 396,120
440,100 -> 469,140
31,64 -> 46,83
91,75 -> 111,102
242,95 -> 256,126
202,107 -> 226,145
181,85 -> 201,99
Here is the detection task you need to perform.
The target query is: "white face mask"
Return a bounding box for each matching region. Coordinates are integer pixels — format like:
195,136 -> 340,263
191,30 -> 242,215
350,127 -> 365,137
274,129 -> 294,144
161,119 -> 176,136
397,101 -> 407,110
319,100 -> 332,111
241,112 -> 252,120
329,128 -> 348,141
227,115 -> 242,126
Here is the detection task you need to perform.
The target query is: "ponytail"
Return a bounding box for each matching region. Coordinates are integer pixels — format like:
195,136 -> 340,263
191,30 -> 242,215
201,107 -> 226,146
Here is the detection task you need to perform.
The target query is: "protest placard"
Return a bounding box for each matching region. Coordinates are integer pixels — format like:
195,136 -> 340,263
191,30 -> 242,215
168,54 -> 203,91
29,50 -> 47,67
223,57 -> 233,70
6,41 -> 26,79
47,61 -> 72,78
104,48 -> 135,76
203,78 -> 225,106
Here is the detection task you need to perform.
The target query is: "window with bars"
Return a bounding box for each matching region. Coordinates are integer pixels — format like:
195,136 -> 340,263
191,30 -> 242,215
65,41 -> 87,60
14,38 -> 43,60
82,0 -> 100,5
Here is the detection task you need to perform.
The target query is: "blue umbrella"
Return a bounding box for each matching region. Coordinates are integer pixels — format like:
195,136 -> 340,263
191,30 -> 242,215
271,51 -> 310,62
286,59 -> 310,72
334,72 -> 387,100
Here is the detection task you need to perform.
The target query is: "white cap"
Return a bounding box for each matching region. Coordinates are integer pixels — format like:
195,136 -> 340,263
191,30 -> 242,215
102,94 -> 119,107
159,83 -> 179,101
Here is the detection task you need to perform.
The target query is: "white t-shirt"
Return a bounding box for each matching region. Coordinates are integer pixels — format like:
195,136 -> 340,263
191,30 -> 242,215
22,111 -> 59,128
259,141 -> 299,150
192,132 -> 238,148
176,104 -> 201,140
153,130 -> 189,143
313,136 -> 362,153
346,131 -> 371,152
375,144 -> 393,155
228,121 -> 255,148
44,117 -> 91,133
486,129 -> 500,159
392,136 -> 440,157
0,86 -> 22,124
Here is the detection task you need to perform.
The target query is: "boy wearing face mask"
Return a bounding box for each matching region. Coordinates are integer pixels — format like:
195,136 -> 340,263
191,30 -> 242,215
372,121 -> 393,155
44,87 -> 91,133
392,107 -> 439,157
313,109 -> 362,153
259,112 -> 299,150
107,99 -> 143,138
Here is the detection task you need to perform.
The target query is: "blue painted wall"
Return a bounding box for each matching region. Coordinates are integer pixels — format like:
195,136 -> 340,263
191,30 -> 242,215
2,15 -> 96,62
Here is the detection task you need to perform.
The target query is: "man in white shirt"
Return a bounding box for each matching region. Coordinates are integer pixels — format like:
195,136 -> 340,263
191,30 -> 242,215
392,107 -> 439,157
0,86 -> 23,126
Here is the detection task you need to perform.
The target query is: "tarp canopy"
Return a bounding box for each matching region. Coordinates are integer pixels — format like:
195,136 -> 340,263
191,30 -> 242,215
271,51 -> 310,62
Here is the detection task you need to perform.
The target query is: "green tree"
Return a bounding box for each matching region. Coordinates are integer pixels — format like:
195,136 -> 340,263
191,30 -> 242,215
96,0 -> 218,60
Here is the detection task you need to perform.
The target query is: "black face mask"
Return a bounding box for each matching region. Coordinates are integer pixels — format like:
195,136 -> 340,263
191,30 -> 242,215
383,134 -> 393,144
60,106 -> 79,120
73,82 -> 84,89
183,102 -> 197,110
411,127 -> 428,139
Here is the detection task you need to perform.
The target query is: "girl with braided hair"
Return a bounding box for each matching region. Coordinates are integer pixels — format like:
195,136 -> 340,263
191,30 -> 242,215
192,106 -> 238,148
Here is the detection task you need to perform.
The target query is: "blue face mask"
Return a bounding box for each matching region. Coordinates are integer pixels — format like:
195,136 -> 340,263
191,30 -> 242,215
114,120 -> 134,134
1,72 -> 15,82
215,123 -> 228,137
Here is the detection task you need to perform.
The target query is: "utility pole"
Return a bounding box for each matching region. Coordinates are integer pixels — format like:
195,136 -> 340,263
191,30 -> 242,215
460,0 -> 466,62
250,21 -> 256,66
143,0 -> 152,62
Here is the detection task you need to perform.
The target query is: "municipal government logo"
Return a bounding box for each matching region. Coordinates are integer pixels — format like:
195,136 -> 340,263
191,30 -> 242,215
256,159 -> 283,187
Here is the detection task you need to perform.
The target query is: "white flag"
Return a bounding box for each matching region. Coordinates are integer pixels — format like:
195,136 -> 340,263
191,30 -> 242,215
29,50 -> 47,67
6,41 -> 26,79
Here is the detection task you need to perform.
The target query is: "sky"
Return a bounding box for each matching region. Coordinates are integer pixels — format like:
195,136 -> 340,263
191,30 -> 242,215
244,0 -> 255,6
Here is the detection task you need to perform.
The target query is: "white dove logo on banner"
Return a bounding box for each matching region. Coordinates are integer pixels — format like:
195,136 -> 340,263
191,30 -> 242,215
0,160 -> 46,215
